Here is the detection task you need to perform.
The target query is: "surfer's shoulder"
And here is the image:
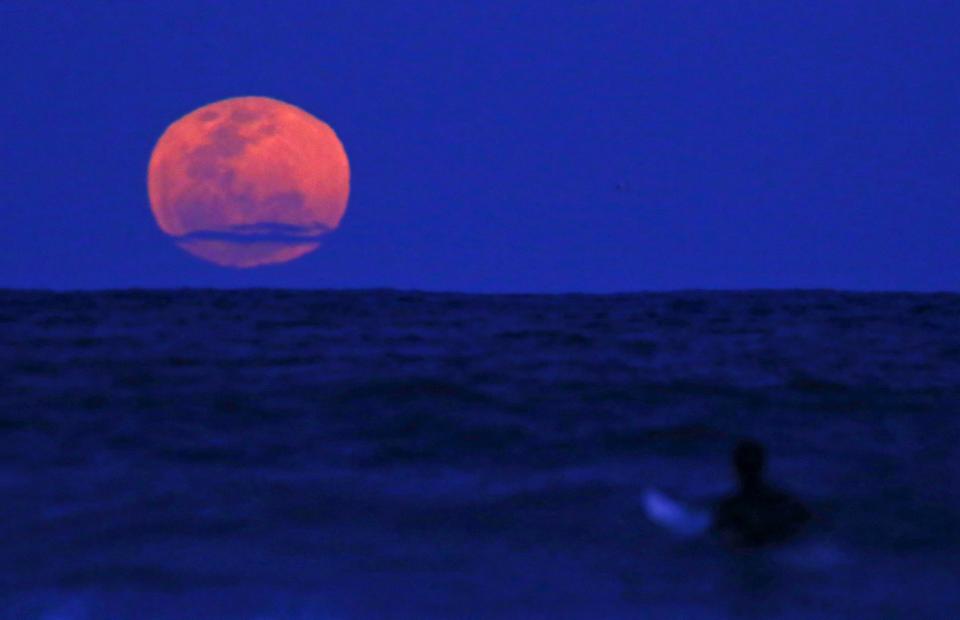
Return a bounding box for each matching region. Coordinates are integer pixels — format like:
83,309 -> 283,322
712,486 -> 810,546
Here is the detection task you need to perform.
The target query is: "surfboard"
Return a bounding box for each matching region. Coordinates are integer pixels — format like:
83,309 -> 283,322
642,487 -> 712,537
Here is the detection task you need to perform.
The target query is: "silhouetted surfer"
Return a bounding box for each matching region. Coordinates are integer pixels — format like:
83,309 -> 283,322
643,439 -> 812,545
712,439 -> 811,547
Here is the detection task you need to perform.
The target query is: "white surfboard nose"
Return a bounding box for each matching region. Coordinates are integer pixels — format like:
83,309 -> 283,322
643,488 -> 712,537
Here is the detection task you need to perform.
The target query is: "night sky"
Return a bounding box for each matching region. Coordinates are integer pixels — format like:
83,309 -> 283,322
2,2 -> 958,292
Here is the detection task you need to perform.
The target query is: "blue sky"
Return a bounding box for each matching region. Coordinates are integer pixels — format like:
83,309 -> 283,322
2,1 -> 958,291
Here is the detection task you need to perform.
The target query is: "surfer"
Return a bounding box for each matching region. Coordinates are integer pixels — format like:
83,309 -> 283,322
643,439 -> 812,546
712,439 -> 811,547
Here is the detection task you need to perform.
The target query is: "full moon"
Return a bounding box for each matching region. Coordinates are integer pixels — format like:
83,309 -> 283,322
147,96 -> 350,268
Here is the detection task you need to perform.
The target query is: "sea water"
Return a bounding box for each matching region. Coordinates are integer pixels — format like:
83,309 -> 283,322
0,290 -> 957,619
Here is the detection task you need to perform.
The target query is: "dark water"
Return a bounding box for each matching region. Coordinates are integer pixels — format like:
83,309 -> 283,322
1,290 -> 958,619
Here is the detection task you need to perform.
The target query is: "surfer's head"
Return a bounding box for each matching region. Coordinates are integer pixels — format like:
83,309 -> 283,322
733,439 -> 765,489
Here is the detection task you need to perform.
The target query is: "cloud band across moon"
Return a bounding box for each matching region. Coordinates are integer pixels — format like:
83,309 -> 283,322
171,221 -> 333,244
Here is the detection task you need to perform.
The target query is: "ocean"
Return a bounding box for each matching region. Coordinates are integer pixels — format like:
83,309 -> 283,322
1,289 -> 958,619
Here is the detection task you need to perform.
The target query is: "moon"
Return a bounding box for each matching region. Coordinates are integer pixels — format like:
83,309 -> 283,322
147,96 -> 350,268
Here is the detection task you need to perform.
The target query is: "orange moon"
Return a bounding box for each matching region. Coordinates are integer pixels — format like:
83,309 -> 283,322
147,96 -> 350,268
